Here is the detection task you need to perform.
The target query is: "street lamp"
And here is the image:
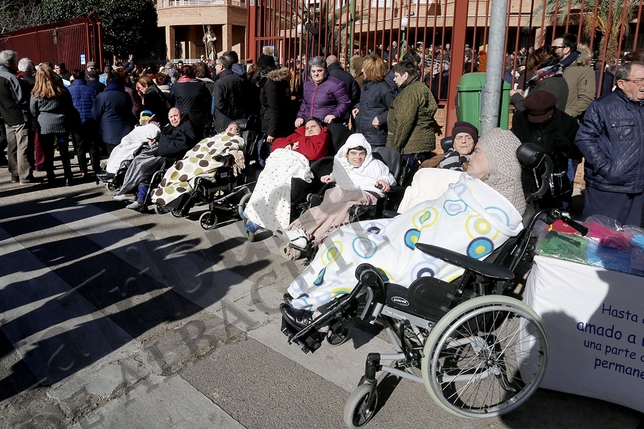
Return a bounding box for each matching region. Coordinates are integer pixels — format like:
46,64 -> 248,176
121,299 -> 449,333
401,16 -> 408,59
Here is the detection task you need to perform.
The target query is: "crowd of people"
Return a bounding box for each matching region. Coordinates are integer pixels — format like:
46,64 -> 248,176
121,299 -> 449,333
3,32 -> 644,338
1,32 -> 644,246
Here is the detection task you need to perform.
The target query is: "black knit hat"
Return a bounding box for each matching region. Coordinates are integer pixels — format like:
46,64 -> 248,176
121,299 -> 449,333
257,54 -> 275,68
452,121 -> 479,144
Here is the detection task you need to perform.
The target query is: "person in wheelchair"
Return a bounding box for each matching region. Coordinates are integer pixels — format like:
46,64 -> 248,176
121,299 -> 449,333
101,111 -> 161,176
281,128 -> 526,328
151,121 -> 245,215
243,117 -> 331,234
420,120 -> 478,171
279,133 -> 396,259
113,108 -> 195,211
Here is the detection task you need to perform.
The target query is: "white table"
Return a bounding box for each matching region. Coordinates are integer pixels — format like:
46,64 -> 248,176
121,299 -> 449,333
524,255 -> 644,413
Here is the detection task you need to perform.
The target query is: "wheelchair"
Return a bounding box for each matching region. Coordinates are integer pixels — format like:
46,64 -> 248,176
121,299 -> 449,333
279,144 -> 587,428
97,158 -> 130,192
155,118 -> 257,229
284,145 -> 405,262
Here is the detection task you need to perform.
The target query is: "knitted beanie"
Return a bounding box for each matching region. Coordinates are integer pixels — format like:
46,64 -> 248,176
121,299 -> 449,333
476,128 -> 526,215
451,121 -> 479,144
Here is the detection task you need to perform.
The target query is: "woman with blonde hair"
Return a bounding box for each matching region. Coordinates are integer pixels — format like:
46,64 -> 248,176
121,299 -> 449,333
30,64 -> 76,186
352,55 -> 397,146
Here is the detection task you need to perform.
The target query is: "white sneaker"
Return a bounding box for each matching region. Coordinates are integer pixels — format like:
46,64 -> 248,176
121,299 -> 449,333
287,228 -> 309,248
126,201 -> 144,210
114,194 -> 135,202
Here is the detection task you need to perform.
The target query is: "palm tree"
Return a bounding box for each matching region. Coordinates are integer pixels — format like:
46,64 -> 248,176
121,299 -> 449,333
530,0 -> 641,63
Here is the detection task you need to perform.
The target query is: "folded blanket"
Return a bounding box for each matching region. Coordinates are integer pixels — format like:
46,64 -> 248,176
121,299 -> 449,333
105,124 -> 160,174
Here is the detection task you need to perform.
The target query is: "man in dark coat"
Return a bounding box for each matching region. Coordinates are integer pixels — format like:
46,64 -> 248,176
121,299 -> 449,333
326,55 -> 361,122
511,90 -> 579,208
213,56 -> 246,133
92,72 -> 136,154
69,69 -> 101,176
575,61 -> 644,227
115,107 -> 195,211
0,50 -> 34,183
86,70 -> 105,94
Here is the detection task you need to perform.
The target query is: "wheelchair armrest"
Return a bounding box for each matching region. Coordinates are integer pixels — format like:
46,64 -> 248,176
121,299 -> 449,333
415,243 -> 515,280
349,204 -> 377,219
387,185 -> 406,194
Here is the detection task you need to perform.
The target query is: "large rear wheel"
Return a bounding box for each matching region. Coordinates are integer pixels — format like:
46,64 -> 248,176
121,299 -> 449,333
421,295 -> 548,418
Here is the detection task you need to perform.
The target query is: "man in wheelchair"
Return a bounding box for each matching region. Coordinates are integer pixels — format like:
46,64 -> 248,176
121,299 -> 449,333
151,121 -> 245,216
280,128 -> 526,329
278,133 -> 396,259
113,108 -> 195,210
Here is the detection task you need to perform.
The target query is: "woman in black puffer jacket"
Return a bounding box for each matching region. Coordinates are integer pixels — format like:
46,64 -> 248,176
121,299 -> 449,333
30,64 -> 76,186
170,65 -> 211,140
256,61 -> 293,144
352,55 -> 397,147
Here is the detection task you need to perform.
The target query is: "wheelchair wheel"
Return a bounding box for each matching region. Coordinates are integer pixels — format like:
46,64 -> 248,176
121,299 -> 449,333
106,182 -> 118,192
421,295 -> 548,418
238,192 -> 251,218
171,208 -> 184,218
326,317 -> 353,346
343,383 -> 378,429
154,204 -> 170,215
199,211 -> 218,230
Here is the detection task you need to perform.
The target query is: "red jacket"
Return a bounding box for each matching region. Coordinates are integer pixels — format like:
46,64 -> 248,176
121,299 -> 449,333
271,125 -> 330,161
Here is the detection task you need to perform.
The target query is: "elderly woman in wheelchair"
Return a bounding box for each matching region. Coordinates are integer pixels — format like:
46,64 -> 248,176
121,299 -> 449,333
242,117 -> 331,236
279,128 -> 570,427
278,133 -> 396,260
281,128 -> 526,322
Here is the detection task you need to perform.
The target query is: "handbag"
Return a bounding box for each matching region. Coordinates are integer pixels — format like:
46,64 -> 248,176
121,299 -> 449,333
548,161 -> 573,198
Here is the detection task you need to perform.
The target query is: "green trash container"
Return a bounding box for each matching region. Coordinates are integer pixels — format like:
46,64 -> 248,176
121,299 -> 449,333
456,72 -> 511,132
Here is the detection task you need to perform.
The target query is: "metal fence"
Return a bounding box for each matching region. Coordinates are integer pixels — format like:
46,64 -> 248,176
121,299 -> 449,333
0,14 -> 104,72
249,0 -> 644,130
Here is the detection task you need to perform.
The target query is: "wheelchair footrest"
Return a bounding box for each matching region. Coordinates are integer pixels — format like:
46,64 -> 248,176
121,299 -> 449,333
281,317 -> 324,354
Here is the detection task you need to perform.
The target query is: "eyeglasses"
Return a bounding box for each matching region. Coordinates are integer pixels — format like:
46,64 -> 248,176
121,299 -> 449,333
623,78 -> 644,85
551,45 -> 564,49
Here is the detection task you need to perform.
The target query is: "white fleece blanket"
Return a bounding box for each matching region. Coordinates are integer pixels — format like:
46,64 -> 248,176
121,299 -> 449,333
287,173 -> 524,311
244,148 -> 313,232
105,124 -> 160,174
398,168 -> 462,213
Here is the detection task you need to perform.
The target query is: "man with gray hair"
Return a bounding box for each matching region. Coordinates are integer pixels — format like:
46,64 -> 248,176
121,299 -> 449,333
575,61 -> 644,227
17,58 -> 35,85
0,50 -> 34,184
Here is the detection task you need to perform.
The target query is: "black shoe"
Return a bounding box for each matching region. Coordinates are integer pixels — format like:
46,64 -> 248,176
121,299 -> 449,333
10,175 -> 19,183
280,303 -> 314,329
283,293 -> 294,305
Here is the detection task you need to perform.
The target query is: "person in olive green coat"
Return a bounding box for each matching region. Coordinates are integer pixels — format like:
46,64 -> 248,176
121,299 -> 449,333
386,60 -> 438,174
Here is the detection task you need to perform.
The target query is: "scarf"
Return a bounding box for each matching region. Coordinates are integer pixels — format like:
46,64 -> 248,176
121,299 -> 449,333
523,64 -> 563,95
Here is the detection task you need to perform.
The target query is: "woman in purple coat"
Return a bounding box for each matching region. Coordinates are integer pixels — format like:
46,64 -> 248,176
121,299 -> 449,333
295,56 -> 351,127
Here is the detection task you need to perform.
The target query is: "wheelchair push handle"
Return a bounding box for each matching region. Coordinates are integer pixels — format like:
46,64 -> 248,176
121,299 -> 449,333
547,208 -> 589,236
355,263 -> 381,286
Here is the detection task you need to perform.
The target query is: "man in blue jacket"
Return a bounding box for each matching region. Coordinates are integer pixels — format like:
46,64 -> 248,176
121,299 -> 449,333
69,69 -> 100,177
575,61 -> 644,227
